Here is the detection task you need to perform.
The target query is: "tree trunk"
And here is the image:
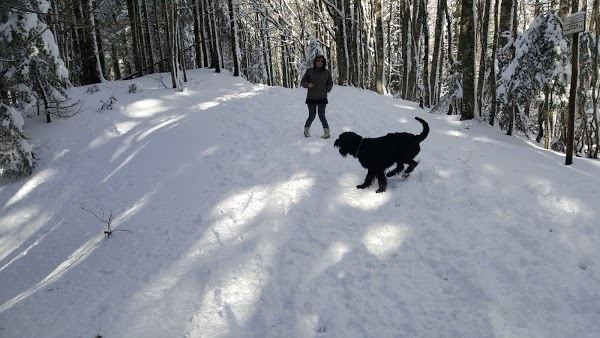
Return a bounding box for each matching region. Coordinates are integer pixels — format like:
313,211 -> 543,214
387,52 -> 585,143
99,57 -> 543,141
227,0 -> 240,76
406,0 -> 422,101
477,0 -> 492,117
152,0 -> 166,72
126,0 -> 143,76
420,0 -> 430,107
208,0 -> 220,72
401,2 -> 411,98
430,0 -> 446,106
192,0 -> 203,68
459,0 -> 476,120
374,0 -> 384,94
141,0 -> 155,73
590,0 -> 599,157
324,0 -> 349,85
87,0 -> 105,82
489,0 -> 500,125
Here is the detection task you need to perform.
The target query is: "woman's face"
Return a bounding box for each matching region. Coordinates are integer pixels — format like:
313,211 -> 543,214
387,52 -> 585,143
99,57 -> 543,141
315,58 -> 324,66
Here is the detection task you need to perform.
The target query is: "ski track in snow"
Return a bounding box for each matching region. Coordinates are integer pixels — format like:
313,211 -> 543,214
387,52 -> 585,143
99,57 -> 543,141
0,70 -> 599,337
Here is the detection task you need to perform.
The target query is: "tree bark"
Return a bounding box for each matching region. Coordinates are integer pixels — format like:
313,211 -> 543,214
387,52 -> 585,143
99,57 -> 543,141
459,0 -> 476,120
126,0 -> 143,77
430,0 -> 446,106
374,0 -> 384,94
227,0 -> 239,76
420,0 -> 430,107
477,0 -> 492,117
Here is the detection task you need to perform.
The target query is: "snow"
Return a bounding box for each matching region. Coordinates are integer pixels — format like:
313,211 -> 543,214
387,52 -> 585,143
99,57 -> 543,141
1,69 -> 600,337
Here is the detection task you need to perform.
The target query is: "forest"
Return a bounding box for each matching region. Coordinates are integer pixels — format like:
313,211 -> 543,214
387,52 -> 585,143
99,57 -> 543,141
1,0 -> 599,178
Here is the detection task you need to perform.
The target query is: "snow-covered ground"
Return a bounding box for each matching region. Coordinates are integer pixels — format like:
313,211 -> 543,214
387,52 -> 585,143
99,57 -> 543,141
1,69 -> 599,337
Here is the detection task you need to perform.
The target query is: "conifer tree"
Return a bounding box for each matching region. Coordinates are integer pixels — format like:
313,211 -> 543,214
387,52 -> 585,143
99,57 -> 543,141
0,0 -> 69,177
0,104 -> 35,178
497,11 -> 569,136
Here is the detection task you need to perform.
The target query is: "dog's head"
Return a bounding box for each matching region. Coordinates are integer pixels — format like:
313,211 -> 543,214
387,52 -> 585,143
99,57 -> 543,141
334,131 -> 363,158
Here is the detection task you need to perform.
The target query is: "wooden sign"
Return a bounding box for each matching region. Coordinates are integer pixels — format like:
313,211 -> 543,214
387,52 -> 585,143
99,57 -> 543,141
563,12 -> 586,35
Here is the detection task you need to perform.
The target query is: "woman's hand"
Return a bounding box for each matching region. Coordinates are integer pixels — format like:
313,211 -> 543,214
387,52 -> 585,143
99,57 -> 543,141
307,82 -> 313,88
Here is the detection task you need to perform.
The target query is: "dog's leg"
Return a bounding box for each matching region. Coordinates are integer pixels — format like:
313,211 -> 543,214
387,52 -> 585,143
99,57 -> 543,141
402,160 -> 419,178
375,171 -> 388,193
357,170 -> 376,189
386,163 -> 405,177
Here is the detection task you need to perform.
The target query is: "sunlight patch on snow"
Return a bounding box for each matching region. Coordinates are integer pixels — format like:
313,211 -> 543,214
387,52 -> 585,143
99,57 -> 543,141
125,175 -> 314,326
299,140 -> 327,155
200,146 -> 218,157
216,89 -> 261,102
0,190 -> 157,310
115,121 -> 138,135
137,115 -> 183,141
195,101 -> 219,110
526,177 -> 582,215
115,189 -> 155,225
482,164 -> 504,176
209,175 -> 314,242
5,168 -> 57,208
392,103 -> 417,110
363,224 -> 409,259
0,207 -> 47,261
305,242 -> 351,281
539,194 -> 582,215
209,241 -> 275,326
337,174 -> 391,210
88,121 -> 138,150
0,219 -> 63,273
436,170 -> 453,178
473,136 -> 499,144
443,130 -> 467,138
0,191 -> 157,313
210,189 -> 271,242
0,235 -> 103,313
102,141 -> 150,183
127,99 -> 166,118
53,148 -> 70,159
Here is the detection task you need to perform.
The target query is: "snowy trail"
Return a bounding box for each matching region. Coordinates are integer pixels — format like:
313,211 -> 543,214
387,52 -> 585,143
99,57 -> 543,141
1,70 -> 599,337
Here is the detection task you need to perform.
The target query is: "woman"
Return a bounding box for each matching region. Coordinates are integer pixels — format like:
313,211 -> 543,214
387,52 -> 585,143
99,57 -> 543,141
300,54 -> 333,138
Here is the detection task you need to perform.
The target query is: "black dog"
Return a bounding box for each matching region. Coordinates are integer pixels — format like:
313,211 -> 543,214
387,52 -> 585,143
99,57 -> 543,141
334,117 -> 429,193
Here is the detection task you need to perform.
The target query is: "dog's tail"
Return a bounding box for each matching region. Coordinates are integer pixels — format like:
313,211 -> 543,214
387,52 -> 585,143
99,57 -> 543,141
415,117 -> 429,143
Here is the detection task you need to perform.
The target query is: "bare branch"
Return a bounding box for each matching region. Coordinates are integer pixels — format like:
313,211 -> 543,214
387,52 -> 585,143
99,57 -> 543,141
81,203 -> 131,237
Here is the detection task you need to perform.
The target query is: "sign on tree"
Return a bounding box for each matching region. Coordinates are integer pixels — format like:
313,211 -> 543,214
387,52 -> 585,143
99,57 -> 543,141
562,12 -> 586,35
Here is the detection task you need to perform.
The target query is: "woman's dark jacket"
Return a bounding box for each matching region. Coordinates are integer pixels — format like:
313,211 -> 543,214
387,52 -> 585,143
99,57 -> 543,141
300,58 -> 333,105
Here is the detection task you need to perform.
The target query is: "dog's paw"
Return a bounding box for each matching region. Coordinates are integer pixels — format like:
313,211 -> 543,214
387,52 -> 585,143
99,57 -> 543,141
402,172 -> 411,179
356,184 -> 368,189
376,188 -> 386,193
386,171 -> 396,177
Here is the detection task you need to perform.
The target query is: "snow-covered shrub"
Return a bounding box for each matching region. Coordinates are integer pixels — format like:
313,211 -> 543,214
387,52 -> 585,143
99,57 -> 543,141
0,104 -> 35,178
87,85 -> 101,94
100,95 -> 118,111
128,82 -> 143,93
0,0 -> 69,116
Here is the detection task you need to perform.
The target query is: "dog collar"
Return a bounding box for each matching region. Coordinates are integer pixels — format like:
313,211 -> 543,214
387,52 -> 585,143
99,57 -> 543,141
355,137 -> 364,157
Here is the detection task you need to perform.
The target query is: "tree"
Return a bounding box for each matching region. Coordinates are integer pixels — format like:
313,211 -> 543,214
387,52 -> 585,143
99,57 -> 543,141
374,0 -> 384,94
477,0 -> 492,117
458,0 -> 476,120
497,11 -> 569,141
227,0 -> 239,76
0,104 -> 35,178
323,0 -> 350,85
126,0 -> 144,77
0,0 -> 69,121
430,0 -> 447,107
